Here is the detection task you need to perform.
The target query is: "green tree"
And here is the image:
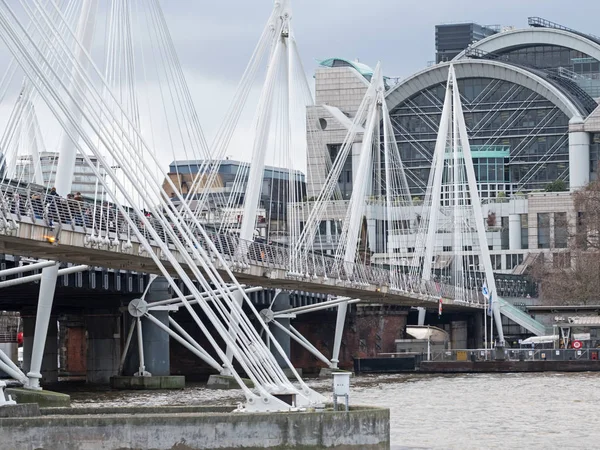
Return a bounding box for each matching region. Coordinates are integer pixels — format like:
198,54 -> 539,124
544,179 -> 567,192
532,178 -> 600,304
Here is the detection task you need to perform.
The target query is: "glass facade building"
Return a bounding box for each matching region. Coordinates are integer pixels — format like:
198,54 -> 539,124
390,78 -> 571,196
435,23 -> 498,63
390,21 -> 600,197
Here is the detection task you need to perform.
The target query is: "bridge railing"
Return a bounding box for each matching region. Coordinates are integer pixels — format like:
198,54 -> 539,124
0,183 -> 483,305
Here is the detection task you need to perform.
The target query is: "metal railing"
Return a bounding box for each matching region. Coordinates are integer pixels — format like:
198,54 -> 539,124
428,348 -> 600,362
0,182 -> 484,305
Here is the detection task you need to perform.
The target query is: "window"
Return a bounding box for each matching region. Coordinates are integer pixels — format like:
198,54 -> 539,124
554,212 -> 568,248
443,246 -> 452,252
553,252 -> 571,269
491,254 -> 502,270
407,247 -> 415,253
521,214 -> 529,249
505,254 -> 524,270
537,213 -> 551,249
501,216 -> 509,250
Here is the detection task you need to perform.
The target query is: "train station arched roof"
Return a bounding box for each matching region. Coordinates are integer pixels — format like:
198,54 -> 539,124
386,59 -> 585,119
452,28 -> 600,65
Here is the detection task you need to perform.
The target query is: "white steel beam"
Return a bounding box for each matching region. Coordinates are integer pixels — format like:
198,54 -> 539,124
0,260 -> 56,277
0,265 -> 89,289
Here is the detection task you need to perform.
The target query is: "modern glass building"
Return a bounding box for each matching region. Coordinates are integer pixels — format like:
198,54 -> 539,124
165,159 -> 305,233
15,151 -> 107,198
386,17 -> 600,198
304,17 -> 600,279
435,22 -> 498,63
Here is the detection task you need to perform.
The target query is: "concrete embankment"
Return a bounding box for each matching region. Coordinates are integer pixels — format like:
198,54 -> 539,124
0,404 -> 390,450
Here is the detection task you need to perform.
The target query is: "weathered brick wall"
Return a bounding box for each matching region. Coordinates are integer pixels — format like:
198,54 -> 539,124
292,306 -> 408,372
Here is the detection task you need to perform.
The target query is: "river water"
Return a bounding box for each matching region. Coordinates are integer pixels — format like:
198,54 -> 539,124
69,372 -> 600,449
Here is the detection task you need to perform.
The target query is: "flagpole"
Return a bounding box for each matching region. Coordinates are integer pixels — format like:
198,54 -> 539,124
490,291 -> 494,351
483,294 -> 488,356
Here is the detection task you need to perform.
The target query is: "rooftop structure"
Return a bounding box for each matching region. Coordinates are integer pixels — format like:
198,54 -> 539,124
164,159 -> 305,238
435,22 -> 498,63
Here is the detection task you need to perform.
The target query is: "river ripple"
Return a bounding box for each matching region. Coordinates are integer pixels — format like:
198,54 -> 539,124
69,372 -> 600,449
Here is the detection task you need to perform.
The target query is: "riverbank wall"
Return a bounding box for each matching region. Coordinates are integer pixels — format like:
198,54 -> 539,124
0,404 -> 390,450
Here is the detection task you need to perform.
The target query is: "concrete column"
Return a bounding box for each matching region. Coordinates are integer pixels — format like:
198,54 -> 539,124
124,278 -> 171,376
450,321 -> 468,350
22,316 -> 57,385
42,319 -> 58,384
417,307 -> 426,326
270,291 -> 291,367
508,214 -> 522,250
325,219 -> 332,244
86,314 -> 120,384
568,117 -> 590,191
469,313 -> 484,349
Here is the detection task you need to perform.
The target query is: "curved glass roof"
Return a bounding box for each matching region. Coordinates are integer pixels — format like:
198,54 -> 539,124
317,58 -> 374,79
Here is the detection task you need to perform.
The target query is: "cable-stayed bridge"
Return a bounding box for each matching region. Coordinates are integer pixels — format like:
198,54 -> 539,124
0,0 -> 546,412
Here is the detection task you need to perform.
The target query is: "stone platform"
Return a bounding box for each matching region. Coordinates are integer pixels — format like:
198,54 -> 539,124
109,375 -> 185,390
4,388 -> 70,408
0,404 -> 390,449
0,403 -> 40,418
206,374 -> 254,390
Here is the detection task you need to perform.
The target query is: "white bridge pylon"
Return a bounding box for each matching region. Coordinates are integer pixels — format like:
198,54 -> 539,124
412,65 -> 505,345
0,0 -> 326,411
292,63 -> 414,289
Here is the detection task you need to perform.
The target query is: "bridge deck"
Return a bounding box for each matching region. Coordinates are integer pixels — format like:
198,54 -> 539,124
0,218 -> 479,311
0,184 -> 482,311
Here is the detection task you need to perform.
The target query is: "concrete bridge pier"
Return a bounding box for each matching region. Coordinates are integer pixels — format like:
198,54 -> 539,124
450,321 -> 468,349
85,313 -> 120,384
22,315 -> 58,385
112,277 -> 184,389
469,313 -> 484,349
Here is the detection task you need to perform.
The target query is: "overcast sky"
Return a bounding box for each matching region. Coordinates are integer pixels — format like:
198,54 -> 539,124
163,0 -> 600,82
156,0 -> 600,155
5,0 -> 600,177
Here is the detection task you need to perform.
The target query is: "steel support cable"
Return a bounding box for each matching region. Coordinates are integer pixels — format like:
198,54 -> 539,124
0,0 -> 77,108
210,19 -> 285,233
140,0 -> 186,185
187,8 -> 281,215
25,0 -> 310,390
382,101 -> 414,288
25,34 -> 302,400
7,50 -> 269,402
332,83 -> 382,275
234,32 -> 286,244
288,36 -> 327,274
0,0 -> 79,187
1,5 -> 294,401
293,84 -> 375,262
148,0 -> 209,156
299,84 -> 376,243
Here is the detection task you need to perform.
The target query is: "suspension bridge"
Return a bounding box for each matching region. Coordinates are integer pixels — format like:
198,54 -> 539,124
0,0 -> 545,413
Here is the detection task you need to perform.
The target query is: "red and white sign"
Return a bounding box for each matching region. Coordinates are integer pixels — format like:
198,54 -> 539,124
572,340 -> 583,350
